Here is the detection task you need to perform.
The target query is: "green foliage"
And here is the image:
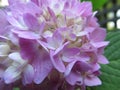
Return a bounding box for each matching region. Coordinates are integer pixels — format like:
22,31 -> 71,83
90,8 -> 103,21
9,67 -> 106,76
81,0 -> 108,10
13,87 -> 20,90
91,31 -> 120,90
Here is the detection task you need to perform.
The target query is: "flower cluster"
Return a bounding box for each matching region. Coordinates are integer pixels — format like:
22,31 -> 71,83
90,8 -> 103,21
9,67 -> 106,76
0,0 -> 109,90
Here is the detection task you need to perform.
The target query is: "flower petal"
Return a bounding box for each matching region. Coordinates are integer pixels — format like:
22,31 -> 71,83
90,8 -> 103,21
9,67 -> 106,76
65,71 -> 83,85
4,66 -> 21,84
19,38 -> 39,60
65,60 -> 77,76
22,64 -> 34,85
90,28 -> 106,42
98,55 -> 109,64
9,2 -> 42,16
33,50 -> 53,84
0,44 -> 10,56
23,13 -> 40,30
50,50 -> 65,73
84,76 -> 102,86
8,52 -> 27,64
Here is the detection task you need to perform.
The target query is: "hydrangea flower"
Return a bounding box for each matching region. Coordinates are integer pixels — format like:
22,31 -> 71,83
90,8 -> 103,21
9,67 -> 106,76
0,0 -> 109,90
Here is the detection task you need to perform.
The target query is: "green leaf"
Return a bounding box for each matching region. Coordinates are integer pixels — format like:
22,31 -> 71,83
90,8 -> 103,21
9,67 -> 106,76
91,31 -> 120,90
13,87 -> 20,90
81,0 -> 108,10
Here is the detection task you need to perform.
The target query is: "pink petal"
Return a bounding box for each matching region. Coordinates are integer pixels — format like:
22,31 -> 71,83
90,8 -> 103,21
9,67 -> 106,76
0,10 -> 9,35
19,38 -> 39,60
33,50 -> 53,84
22,65 -> 34,85
79,2 -> 92,17
90,28 -> 106,42
84,76 -> 102,86
9,2 -> 42,17
8,0 -> 25,5
98,55 -> 109,64
7,16 -> 28,30
91,41 -> 109,48
18,31 -> 40,39
54,41 -> 69,55
65,71 -> 83,85
50,50 -> 65,73
65,60 -> 77,76
23,13 -> 40,30
91,63 -> 101,72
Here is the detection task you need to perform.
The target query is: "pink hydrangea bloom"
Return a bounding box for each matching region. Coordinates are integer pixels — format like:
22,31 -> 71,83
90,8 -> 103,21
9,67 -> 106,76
0,0 -> 109,90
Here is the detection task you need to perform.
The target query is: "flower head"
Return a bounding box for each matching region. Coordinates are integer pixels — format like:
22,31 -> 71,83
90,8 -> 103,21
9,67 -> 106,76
0,0 -> 109,90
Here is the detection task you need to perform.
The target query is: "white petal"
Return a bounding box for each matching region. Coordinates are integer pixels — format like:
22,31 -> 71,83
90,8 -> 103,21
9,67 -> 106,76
8,52 -> 27,64
4,66 -> 21,84
0,44 -> 10,56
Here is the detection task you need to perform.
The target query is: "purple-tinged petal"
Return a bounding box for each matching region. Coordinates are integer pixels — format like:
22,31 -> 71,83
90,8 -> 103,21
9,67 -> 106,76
43,31 -> 66,53
48,0 -> 65,15
91,63 -> 101,72
91,41 -> 109,48
23,13 -> 40,30
37,40 -> 49,52
54,41 -> 69,55
0,10 -> 9,35
19,38 -> 39,60
63,47 -> 80,57
7,15 -> 28,30
33,50 -> 53,84
22,64 -> 34,85
86,16 -> 99,27
9,2 -> 42,17
8,0 -> 20,5
65,60 -> 77,76
31,0 -> 39,6
12,29 -> 40,39
39,22 -> 45,34
63,47 -> 80,62
19,38 -> 53,84
18,31 -> 40,39
81,43 -> 97,52
76,53 -> 90,62
46,37 -> 58,50
74,61 -> 92,72
98,55 -> 109,64
52,31 -> 64,48
3,66 -> 21,84
50,50 -> 65,73
80,2 -> 92,17
62,47 -> 80,62
65,71 -> 83,85
8,0 -> 30,5
84,27 -> 95,33
0,36 -> 9,41
84,76 -> 101,86
47,7 -> 57,22
90,28 -> 106,42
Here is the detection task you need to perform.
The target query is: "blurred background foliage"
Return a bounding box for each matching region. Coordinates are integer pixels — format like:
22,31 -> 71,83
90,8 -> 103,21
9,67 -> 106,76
81,0 -> 108,10
82,0 -> 120,31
